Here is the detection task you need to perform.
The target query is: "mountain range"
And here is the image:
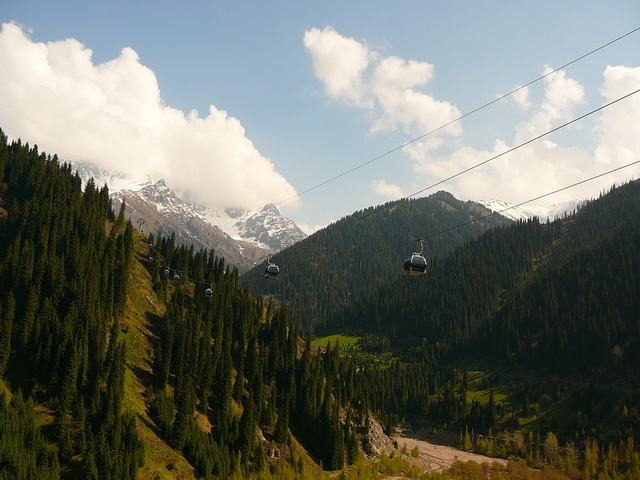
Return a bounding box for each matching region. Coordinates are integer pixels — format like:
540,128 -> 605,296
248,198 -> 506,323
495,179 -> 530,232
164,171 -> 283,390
73,163 -> 307,271
73,163 -> 586,275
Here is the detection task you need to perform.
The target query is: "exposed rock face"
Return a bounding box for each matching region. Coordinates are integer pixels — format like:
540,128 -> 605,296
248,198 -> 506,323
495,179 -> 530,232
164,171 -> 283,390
74,163 -> 307,271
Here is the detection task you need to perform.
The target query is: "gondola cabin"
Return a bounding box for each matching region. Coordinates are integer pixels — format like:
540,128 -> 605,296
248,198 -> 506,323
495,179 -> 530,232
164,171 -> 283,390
404,238 -> 427,277
205,287 -> 213,297
265,263 -> 280,280
403,254 -> 427,277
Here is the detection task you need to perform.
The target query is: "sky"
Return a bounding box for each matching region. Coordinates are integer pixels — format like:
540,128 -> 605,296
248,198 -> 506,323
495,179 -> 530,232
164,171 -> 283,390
1,1 -> 640,233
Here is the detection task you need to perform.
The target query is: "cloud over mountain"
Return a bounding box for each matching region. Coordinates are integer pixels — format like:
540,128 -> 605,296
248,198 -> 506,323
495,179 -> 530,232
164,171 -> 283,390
0,22 -> 298,211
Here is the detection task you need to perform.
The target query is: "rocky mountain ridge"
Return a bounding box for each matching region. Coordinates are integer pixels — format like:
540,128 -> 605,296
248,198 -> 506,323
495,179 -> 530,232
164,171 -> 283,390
73,163 -> 307,271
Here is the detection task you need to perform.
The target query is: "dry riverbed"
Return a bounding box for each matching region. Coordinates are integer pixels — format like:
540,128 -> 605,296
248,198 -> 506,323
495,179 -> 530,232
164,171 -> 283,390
393,425 -> 507,473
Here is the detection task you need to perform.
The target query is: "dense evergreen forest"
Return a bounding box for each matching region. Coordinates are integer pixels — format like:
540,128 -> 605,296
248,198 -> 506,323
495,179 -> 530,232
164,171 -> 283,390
2,127 -> 640,480
241,193 -> 511,333
331,180 -> 640,379
0,129 -> 143,478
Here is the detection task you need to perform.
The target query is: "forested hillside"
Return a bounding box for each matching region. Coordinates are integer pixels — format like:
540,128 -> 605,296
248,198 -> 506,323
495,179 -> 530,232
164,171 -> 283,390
301,180 -> 640,478
332,180 -> 640,379
241,193 -> 511,333
0,129 -> 143,478
0,130 -> 419,479
2,128 -> 640,480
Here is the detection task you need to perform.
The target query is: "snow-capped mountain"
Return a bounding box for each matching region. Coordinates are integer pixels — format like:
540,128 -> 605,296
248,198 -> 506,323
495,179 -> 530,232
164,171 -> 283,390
477,199 -> 586,222
73,163 -> 307,271
193,202 -> 307,251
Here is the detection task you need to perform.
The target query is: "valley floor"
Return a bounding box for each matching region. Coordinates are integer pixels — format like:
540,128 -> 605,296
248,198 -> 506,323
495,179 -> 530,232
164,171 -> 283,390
393,425 -> 507,474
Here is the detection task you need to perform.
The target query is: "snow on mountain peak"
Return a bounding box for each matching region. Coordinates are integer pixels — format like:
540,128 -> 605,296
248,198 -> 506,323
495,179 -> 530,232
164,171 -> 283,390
478,198 -> 585,222
73,163 -> 306,252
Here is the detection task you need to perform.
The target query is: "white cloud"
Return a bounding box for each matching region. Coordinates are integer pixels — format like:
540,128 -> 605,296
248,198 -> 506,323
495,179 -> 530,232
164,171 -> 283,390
371,179 -> 405,199
297,221 -> 329,235
303,26 -> 373,108
511,85 -> 532,110
0,22 -> 298,211
304,26 -> 461,139
515,67 -> 585,142
305,28 -> 640,208
594,65 -> 640,166
410,66 -> 639,205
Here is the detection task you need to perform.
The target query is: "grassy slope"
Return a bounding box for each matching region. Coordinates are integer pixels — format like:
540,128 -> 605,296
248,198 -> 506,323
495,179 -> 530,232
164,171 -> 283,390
121,235 -> 329,479
310,334 -> 361,349
120,234 -> 196,480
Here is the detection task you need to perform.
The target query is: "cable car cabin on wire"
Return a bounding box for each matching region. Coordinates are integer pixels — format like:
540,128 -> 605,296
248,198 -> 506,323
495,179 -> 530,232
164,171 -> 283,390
265,255 -> 280,280
403,238 -> 427,277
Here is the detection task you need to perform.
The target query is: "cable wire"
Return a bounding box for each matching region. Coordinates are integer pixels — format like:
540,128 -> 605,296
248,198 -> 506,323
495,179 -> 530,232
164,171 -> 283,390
406,88 -> 640,199
274,26 -> 640,208
323,87 -> 640,247
421,158 -> 640,243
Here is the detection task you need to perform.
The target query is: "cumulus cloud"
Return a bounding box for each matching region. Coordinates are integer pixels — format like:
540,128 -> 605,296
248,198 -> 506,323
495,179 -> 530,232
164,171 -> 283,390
303,26 -> 373,108
305,26 -> 639,208
511,85 -> 532,110
372,179 -> 405,200
411,66 -> 639,205
514,67 -> 585,142
297,221 -> 329,235
594,65 -> 640,166
304,26 -> 461,138
0,22 -> 298,211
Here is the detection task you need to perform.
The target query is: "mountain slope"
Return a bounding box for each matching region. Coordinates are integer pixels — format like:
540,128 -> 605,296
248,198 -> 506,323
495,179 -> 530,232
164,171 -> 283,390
73,163 -> 306,271
0,130 -> 378,479
335,180 -> 640,378
482,181 -> 640,374
5,131 -> 640,479
0,132 -> 145,478
241,191 -> 513,332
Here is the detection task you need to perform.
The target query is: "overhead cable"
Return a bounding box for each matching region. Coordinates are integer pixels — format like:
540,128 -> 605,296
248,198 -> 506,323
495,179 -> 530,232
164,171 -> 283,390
336,87 -> 640,236
422,157 -> 640,243
274,26 -> 640,208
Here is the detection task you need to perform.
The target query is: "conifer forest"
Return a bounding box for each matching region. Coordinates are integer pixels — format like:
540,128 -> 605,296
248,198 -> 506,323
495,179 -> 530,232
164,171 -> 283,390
1,129 -> 640,479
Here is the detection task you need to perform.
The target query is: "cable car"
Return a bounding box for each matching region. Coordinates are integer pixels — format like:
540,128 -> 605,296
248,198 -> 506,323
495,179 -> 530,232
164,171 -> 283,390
173,273 -> 180,282
403,238 -> 427,277
163,268 -> 170,277
148,255 -> 154,262
205,284 -> 213,297
265,255 -> 280,280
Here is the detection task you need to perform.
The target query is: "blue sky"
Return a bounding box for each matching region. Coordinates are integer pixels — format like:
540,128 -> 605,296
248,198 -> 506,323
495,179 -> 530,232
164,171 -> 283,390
2,1 -> 640,232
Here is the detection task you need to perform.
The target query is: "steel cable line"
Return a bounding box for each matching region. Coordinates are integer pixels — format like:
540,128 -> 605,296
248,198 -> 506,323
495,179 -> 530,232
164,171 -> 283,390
406,88 -> 640,199
417,157 -> 640,246
334,87 -> 640,237
274,26 -> 640,208
225,87 -> 640,273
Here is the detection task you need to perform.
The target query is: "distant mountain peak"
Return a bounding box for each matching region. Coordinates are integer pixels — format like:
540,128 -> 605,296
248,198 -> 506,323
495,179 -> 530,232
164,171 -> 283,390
72,163 -> 307,270
477,198 -> 584,222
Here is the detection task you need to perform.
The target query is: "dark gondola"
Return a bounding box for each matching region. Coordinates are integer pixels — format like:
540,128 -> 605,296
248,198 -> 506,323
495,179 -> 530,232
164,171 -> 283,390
265,255 -> 280,279
403,238 -> 427,277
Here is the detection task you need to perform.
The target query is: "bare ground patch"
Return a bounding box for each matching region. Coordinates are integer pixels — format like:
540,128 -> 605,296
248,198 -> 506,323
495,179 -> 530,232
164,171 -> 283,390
393,425 -> 507,474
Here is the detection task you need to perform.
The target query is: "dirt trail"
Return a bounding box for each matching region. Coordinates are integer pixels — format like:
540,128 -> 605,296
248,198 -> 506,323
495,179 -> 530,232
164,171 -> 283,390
393,426 -> 507,473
